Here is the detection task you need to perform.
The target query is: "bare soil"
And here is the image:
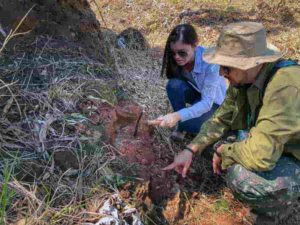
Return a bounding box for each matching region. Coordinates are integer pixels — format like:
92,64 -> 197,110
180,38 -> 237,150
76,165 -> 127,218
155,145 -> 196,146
0,0 -> 107,62
78,96 -> 249,225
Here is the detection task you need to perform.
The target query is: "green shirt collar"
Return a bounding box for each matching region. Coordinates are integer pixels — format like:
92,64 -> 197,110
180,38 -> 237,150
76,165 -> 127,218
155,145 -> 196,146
252,62 -> 276,91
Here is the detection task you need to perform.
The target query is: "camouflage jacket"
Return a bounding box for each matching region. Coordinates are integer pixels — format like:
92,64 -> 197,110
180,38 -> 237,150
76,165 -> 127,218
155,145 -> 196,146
191,62 -> 300,171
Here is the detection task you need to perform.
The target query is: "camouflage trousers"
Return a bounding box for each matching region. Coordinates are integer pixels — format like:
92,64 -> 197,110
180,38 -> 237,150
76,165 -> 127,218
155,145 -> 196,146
226,156 -> 300,216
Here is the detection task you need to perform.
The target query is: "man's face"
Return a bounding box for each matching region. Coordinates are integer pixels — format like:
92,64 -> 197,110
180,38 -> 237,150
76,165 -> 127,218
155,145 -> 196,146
220,66 -> 248,85
170,41 -> 196,66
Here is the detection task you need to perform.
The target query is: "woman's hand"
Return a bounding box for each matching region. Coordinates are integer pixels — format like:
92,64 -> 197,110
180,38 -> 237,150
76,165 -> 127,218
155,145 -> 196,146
162,149 -> 194,178
148,112 -> 181,128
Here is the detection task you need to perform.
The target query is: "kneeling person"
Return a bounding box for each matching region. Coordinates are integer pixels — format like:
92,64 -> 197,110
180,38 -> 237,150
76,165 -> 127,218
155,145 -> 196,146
163,21 -> 300,221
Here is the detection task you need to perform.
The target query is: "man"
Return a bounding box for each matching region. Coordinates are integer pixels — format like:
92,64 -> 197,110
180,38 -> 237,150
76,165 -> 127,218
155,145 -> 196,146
162,22 -> 300,222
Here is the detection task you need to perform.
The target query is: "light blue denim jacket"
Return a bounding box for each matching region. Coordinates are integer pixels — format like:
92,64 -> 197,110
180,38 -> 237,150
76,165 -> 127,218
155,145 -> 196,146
178,46 -> 227,122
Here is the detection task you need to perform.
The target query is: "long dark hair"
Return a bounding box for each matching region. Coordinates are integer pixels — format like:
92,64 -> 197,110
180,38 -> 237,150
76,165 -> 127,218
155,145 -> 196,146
161,24 -> 198,79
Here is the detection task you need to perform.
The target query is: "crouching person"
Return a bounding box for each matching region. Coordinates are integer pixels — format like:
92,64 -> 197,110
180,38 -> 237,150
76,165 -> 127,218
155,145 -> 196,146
162,21 -> 300,224
148,24 -> 227,141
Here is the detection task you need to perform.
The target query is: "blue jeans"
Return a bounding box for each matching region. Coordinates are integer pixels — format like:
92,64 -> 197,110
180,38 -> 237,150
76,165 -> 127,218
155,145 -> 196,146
166,78 -> 219,133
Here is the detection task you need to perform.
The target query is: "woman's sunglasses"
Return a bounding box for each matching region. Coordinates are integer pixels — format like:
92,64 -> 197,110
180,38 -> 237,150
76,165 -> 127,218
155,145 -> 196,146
172,50 -> 188,58
220,66 -> 231,75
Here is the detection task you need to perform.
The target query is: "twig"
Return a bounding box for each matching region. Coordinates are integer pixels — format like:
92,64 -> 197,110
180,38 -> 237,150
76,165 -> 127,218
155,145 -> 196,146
0,23 -> 7,37
0,4 -> 36,54
183,192 -> 201,224
0,79 -> 22,118
1,179 -> 43,207
133,111 -> 143,137
0,80 -> 18,90
90,0 -> 108,28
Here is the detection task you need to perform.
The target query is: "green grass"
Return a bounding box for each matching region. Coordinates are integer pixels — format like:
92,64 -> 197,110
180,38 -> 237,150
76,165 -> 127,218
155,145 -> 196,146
0,160 -> 16,224
213,198 -> 230,212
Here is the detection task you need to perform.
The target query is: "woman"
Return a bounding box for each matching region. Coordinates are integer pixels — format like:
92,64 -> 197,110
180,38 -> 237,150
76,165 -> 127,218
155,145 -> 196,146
149,24 -> 227,140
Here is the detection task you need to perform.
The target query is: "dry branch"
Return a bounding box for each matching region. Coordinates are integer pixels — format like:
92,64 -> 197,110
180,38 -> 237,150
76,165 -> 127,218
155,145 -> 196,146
0,4 -> 35,54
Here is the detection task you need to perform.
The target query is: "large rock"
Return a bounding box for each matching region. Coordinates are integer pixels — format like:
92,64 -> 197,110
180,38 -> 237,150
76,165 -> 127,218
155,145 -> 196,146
53,149 -> 79,170
0,0 -> 107,62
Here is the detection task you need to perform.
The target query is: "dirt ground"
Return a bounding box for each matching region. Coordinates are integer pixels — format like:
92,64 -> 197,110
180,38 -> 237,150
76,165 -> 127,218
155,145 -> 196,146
0,0 -> 109,62
77,97 -> 249,225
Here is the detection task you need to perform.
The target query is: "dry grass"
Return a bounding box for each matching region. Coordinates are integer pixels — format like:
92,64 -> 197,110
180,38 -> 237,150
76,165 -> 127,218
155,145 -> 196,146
0,35 -> 137,224
97,0 -> 300,59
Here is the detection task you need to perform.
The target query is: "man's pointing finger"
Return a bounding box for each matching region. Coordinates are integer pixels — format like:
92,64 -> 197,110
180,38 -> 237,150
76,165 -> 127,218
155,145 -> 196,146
161,162 -> 176,171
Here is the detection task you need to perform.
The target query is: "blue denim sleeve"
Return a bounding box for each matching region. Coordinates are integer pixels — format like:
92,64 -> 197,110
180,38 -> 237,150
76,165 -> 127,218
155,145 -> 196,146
178,64 -> 220,122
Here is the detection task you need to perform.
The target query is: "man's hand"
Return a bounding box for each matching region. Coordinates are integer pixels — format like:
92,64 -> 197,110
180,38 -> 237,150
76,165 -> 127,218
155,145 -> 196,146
162,149 -> 193,178
148,112 -> 181,128
212,145 -> 224,175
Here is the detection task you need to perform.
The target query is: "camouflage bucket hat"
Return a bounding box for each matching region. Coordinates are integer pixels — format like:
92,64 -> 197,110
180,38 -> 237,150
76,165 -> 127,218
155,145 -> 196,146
203,22 -> 283,70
